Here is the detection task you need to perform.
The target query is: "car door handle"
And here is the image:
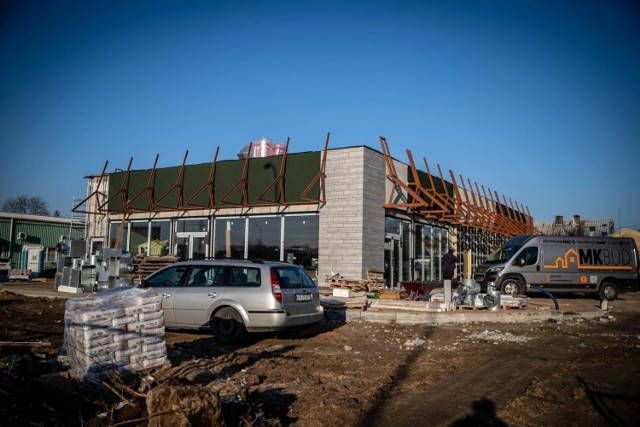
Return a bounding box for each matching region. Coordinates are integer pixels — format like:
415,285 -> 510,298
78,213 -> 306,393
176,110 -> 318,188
208,292 -> 218,298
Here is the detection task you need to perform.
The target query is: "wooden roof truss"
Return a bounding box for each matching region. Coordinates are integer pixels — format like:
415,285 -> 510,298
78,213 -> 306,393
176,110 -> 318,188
379,136 -> 535,236
72,134 -> 330,217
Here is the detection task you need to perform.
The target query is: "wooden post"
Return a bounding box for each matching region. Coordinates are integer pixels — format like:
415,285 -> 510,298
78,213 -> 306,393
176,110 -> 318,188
464,249 -> 473,280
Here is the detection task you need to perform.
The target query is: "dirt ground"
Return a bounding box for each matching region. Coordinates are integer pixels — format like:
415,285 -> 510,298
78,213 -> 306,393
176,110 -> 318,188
1,287 -> 639,426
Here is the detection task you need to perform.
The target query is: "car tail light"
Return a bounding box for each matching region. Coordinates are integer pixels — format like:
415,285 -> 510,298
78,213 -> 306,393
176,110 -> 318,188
270,268 -> 283,303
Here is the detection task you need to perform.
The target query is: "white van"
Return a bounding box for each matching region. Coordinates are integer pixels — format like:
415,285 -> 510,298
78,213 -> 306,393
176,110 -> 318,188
473,235 -> 640,300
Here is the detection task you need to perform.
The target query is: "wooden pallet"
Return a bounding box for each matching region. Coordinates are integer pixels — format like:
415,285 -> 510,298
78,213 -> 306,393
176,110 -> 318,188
325,277 -> 386,293
367,269 -> 386,291
376,289 -> 408,300
134,255 -> 180,278
325,278 -> 368,292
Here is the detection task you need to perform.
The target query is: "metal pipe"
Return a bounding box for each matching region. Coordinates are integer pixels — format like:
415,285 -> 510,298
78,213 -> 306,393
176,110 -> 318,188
528,284 -> 559,310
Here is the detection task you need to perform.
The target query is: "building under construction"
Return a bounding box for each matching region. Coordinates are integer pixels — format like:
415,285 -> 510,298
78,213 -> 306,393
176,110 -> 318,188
75,135 -> 535,287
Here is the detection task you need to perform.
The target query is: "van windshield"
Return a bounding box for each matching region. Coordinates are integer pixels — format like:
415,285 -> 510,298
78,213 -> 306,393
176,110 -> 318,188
486,245 -> 522,263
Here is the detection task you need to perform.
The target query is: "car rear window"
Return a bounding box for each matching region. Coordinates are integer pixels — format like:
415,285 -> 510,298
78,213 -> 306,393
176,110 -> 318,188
273,266 -> 316,289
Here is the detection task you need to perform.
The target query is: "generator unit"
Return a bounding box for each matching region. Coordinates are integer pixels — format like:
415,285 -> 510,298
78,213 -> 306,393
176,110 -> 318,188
54,239 -> 135,293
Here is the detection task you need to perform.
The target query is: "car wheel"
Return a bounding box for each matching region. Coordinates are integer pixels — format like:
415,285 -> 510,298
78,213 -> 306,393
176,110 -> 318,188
211,307 -> 246,344
500,278 -> 524,296
598,281 -> 618,301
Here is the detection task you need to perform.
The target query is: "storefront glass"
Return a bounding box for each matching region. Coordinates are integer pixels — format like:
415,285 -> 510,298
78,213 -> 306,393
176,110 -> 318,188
148,221 -> 171,256
130,222 -> 149,256
214,218 -> 245,258
108,222 -> 129,251
283,215 -> 319,276
248,216 -> 281,261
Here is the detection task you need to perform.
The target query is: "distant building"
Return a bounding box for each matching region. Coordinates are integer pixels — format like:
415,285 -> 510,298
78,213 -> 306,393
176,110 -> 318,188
534,215 -> 614,237
0,211 -> 85,276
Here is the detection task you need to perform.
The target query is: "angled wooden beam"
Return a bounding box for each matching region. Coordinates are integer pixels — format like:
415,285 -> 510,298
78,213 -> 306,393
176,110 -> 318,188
99,158 -> 133,214
509,197 -> 525,229
500,192 -> 521,236
420,157 -> 451,212
486,187 -> 512,236
124,154 -> 159,213
479,184 -> 500,234
459,174 -> 485,229
113,215 -> 128,249
183,147 -> 220,210
379,137 -> 427,209
476,182 -> 502,234
448,170 -> 474,225
433,164 -> 460,224
72,160 -> 109,215
462,176 -> 488,229
258,137 -> 290,205
152,151 -> 189,211
301,132 -> 330,204
220,145 -> 250,207
404,150 -> 449,217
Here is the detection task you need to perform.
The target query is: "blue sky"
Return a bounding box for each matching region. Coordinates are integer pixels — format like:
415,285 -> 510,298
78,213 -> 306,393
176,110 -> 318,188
1,0 -> 639,229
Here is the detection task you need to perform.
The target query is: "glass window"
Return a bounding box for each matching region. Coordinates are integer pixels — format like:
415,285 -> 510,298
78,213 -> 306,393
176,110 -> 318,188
149,221 -> 171,255
214,218 -> 245,258
517,247 -> 539,266
145,265 -> 188,287
91,240 -> 104,256
433,228 -> 445,280
414,225 -> 432,282
273,266 -> 316,289
177,219 -> 209,233
401,222 -> 411,281
385,217 -> 400,234
130,222 -> 149,256
228,266 -> 261,287
108,222 -> 129,250
185,265 -> 224,287
248,217 -> 281,261
283,215 -> 319,275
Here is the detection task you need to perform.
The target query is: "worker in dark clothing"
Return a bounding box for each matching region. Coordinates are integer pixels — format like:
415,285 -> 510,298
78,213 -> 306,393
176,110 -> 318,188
442,248 -> 458,280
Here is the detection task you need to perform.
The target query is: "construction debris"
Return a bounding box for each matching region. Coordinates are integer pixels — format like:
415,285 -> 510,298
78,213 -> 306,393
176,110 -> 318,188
321,296 -> 368,311
324,269 -> 386,293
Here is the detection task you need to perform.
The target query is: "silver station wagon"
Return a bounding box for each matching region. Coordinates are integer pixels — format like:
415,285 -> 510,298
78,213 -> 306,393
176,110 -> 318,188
139,259 -> 324,343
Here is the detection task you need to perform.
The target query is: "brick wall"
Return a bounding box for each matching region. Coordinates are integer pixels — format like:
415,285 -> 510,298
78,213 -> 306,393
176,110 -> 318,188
318,146 -> 385,280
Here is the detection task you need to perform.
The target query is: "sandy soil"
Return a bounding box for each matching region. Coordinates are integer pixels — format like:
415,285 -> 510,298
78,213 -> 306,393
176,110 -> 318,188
1,289 -> 639,426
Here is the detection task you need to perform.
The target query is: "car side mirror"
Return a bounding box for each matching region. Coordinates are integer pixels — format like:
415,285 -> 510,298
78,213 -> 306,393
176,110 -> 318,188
517,257 -> 525,267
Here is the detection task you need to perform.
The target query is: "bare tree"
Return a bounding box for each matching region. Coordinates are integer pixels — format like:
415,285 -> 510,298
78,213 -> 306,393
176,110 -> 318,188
3,195 -> 50,215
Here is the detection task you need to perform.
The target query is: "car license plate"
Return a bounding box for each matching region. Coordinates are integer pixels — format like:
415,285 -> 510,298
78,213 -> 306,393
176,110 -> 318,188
295,293 -> 312,302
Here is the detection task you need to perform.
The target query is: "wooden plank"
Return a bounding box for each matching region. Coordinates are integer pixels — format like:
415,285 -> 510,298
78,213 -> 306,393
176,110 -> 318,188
0,341 -> 52,347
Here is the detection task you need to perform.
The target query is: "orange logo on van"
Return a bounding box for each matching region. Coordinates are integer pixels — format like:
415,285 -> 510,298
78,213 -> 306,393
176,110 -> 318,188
580,275 -> 587,284
544,248 -> 632,271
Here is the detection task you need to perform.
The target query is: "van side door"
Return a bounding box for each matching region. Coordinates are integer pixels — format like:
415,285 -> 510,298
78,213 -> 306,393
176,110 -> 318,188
511,246 -> 544,286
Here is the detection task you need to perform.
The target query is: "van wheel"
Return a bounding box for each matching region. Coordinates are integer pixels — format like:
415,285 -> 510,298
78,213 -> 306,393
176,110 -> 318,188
211,307 -> 246,344
501,278 -> 524,296
598,282 -> 618,301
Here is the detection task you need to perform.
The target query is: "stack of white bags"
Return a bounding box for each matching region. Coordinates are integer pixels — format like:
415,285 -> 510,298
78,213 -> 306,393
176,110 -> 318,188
63,287 -> 167,381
